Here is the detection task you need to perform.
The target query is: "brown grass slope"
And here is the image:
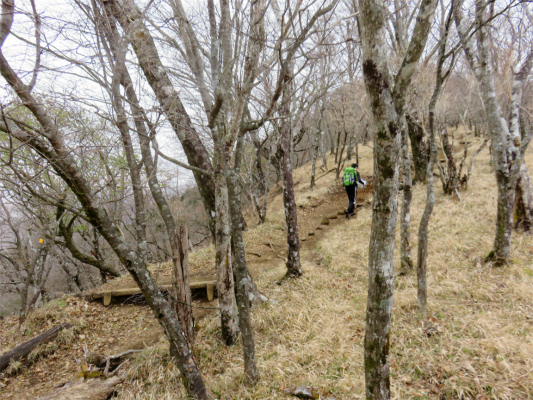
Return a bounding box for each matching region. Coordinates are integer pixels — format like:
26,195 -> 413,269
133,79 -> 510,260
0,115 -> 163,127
1,139 -> 532,400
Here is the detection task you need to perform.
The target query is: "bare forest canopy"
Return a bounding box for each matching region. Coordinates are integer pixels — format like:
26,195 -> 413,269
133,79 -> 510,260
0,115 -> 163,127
0,0 -> 532,399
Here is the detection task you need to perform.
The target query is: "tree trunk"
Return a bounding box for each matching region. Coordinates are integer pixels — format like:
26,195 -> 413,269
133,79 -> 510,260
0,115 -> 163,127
252,149 -> 268,223
441,127 -> 458,195
320,128 -> 328,169
358,0 -> 437,397
119,58 -> 194,344
515,161 -> 533,231
489,173 -> 515,265
227,138 -> 259,384
472,1 -> 516,265
311,101 -> 327,189
18,240 -> 50,326
359,22 -> 400,400
214,153 -> 239,345
110,44 -> 195,345
346,129 -> 354,160
172,225 -> 194,343
335,131 -> 348,180
406,113 -> 429,184
417,1 -> 454,319
399,121 -> 413,275
310,129 -> 319,189
334,131 -> 341,164
361,76 -> 399,400
278,66 -> 302,278
417,105 -> 439,320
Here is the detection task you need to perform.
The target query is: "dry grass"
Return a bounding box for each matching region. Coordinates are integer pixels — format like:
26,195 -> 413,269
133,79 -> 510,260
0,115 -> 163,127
2,141 -> 532,399
114,141 -> 533,400
0,298 -> 85,377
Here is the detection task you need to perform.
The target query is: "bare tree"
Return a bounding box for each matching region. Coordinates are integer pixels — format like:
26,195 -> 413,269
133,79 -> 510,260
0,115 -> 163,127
455,0 -> 533,265
0,199 -> 56,325
0,121 -> 121,320
0,1 -> 209,397
417,1 -> 455,318
92,1 -> 197,342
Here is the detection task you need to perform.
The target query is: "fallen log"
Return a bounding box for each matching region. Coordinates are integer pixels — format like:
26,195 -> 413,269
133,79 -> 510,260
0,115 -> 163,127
35,376 -> 123,400
0,322 -> 72,372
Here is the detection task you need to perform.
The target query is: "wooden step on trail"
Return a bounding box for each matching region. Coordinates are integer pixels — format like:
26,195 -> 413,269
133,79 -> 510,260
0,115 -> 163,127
85,280 -> 217,306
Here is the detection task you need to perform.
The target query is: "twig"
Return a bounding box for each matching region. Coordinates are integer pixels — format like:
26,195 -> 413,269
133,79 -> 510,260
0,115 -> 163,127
315,168 -> 336,183
104,349 -> 143,375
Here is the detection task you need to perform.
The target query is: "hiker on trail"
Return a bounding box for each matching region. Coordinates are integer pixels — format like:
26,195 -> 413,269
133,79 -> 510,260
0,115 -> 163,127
343,163 -> 366,219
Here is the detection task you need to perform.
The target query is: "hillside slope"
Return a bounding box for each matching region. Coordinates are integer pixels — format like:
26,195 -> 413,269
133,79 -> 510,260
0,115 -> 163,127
1,141 -> 532,400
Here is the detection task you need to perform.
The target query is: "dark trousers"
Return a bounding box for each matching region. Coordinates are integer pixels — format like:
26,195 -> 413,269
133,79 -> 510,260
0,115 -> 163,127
345,185 -> 356,214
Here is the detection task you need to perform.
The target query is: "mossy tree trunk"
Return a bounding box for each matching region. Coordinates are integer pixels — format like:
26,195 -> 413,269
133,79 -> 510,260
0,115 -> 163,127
515,162 -> 533,231
251,147 -> 268,224
400,119 -> 413,275
278,64 -> 302,278
214,145 -> 240,345
406,113 -> 429,185
173,225 -> 194,342
227,135 -> 259,385
357,0 -> 438,397
440,127 -> 459,195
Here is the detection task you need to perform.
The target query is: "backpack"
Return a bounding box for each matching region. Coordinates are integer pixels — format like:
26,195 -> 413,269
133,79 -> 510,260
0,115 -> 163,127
343,167 -> 357,187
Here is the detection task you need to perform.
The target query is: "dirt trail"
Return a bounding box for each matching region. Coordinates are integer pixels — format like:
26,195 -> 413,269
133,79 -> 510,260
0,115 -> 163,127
92,181 -> 372,293
245,181 -> 372,274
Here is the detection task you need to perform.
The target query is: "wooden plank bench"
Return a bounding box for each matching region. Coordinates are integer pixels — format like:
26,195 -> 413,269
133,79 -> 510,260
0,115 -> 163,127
87,280 -> 217,306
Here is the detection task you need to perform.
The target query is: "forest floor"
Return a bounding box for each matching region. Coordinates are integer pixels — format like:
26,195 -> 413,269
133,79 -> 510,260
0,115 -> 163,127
1,139 -> 533,400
